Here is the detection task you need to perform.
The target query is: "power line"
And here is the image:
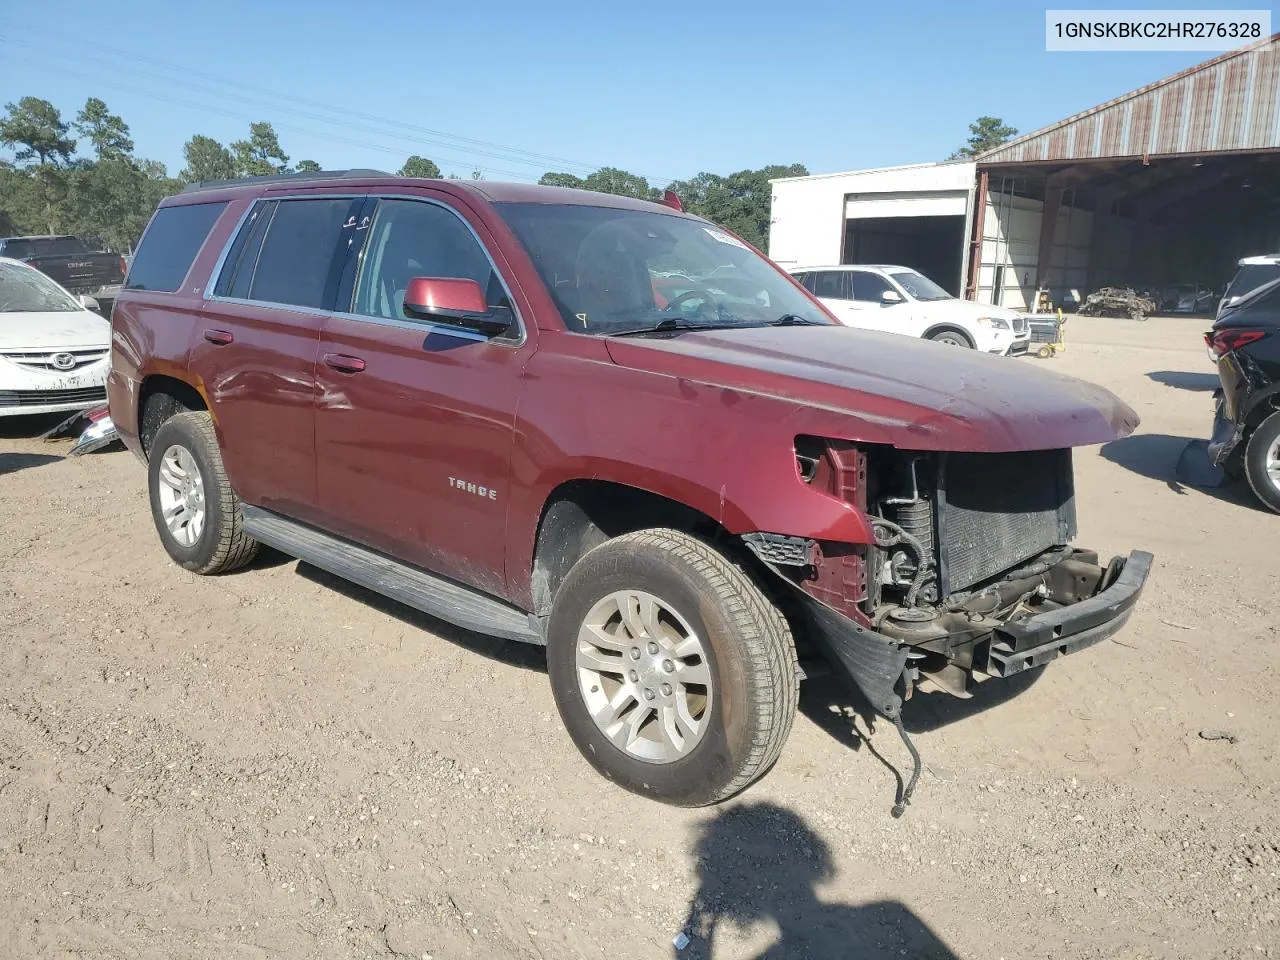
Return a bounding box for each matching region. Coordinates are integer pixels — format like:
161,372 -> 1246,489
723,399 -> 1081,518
0,23 -> 680,185
1,52 -> 542,181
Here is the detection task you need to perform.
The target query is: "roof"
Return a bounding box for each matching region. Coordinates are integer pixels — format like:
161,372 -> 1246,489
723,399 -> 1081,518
978,34 -> 1280,164
768,160 -> 972,185
167,173 -> 687,215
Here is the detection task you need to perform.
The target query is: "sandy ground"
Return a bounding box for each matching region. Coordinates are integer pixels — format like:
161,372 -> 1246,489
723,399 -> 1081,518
1,315 -> 1276,960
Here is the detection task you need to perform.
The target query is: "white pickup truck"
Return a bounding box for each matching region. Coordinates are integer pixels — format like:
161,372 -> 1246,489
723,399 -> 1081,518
789,264 -> 1032,356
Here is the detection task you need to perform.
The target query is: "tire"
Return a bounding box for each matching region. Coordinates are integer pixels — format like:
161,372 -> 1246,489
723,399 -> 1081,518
1037,345 -> 1053,359
147,411 -> 260,574
546,529 -> 798,806
1243,411 -> 1280,514
928,329 -> 973,348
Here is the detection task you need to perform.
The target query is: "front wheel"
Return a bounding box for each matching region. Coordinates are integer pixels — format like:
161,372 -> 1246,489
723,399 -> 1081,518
546,529 -> 798,806
929,330 -> 972,348
1243,411 -> 1280,514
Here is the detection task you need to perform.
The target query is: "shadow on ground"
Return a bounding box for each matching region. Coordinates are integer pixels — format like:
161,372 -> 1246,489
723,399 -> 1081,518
0,452 -> 62,476
1146,370 -> 1219,392
1100,434 -> 1262,509
293,562 -> 547,674
675,802 -> 958,959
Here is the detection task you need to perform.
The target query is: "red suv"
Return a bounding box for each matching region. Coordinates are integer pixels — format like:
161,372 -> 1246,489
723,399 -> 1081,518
110,171 -> 1151,811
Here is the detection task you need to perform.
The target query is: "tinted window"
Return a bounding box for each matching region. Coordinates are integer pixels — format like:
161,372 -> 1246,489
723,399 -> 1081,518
124,203 -> 227,292
352,199 -> 512,323
214,201 -> 278,299
811,271 -> 850,300
1,237 -> 88,259
851,271 -> 893,301
249,198 -> 355,309
791,271 -> 811,291
1224,263 -> 1280,305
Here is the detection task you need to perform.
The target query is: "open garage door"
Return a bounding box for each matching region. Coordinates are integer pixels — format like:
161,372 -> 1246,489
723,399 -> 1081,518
842,191 -> 969,296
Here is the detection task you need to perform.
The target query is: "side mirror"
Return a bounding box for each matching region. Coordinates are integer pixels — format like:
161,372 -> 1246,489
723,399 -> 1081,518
881,289 -> 904,304
79,294 -> 101,312
402,277 -> 511,337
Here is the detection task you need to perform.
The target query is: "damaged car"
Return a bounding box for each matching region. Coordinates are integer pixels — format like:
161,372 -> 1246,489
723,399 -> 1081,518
109,173 -> 1152,812
0,257 -> 110,417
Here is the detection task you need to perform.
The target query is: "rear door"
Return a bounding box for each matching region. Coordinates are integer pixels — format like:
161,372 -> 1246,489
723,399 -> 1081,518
312,192 -> 532,600
808,270 -> 860,327
194,194 -> 363,522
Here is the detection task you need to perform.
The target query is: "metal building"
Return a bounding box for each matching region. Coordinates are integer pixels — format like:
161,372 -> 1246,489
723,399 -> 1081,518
769,34 -> 1280,310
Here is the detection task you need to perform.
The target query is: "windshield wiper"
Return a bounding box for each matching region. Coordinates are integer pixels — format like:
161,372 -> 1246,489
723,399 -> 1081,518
768,314 -> 825,326
607,318 -> 747,337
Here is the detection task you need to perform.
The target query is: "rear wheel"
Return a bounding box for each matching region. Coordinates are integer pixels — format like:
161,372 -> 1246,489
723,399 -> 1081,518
546,529 -> 798,806
147,412 -> 259,574
1243,411 -> 1280,514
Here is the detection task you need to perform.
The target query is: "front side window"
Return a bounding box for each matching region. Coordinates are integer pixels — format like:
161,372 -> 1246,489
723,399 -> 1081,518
126,201 -> 227,292
0,261 -> 82,313
351,199 -> 512,325
247,198 -> 355,310
851,271 -> 894,302
496,203 -> 829,334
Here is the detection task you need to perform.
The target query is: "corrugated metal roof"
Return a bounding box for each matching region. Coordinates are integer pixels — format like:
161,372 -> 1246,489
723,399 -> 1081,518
977,34 -> 1280,164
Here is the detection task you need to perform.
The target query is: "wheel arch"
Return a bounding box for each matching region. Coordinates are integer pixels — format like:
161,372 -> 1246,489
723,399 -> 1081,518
530,479 -> 734,617
138,374 -> 208,458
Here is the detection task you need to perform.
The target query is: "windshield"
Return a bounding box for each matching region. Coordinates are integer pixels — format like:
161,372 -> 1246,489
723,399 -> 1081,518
495,203 -> 830,334
0,261 -> 81,313
885,268 -> 951,301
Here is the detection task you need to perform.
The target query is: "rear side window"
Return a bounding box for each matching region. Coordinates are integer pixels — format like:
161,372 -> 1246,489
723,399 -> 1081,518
213,201 -> 278,299
811,270 -> 850,300
1224,262 -> 1280,305
125,202 -> 227,292
246,198 -> 356,310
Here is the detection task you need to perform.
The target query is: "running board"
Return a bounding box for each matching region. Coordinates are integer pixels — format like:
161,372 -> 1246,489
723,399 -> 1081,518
241,506 -> 545,644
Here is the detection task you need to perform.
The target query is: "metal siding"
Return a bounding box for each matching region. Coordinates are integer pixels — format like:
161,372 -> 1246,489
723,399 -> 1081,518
977,36 -> 1279,163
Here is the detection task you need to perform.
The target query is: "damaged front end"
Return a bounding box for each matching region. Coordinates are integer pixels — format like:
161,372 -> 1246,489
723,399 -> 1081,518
744,439 -> 1152,815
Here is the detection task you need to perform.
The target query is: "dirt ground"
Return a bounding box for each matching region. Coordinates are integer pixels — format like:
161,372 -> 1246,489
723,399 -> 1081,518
1,315 -> 1276,960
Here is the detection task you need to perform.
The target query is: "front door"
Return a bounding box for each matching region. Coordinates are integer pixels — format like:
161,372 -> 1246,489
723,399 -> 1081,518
313,194 -> 532,600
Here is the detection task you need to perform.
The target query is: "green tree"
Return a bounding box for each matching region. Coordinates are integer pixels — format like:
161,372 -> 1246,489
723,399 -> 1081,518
538,171 -> 584,189
581,167 -> 655,200
666,163 -> 807,249
67,158 -> 181,251
0,97 -> 76,166
74,97 -> 134,160
180,134 -> 236,182
295,159 -> 322,173
470,168 -> 485,180
949,116 -> 1018,159
398,155 -> 440,178
230,122 -> 289,177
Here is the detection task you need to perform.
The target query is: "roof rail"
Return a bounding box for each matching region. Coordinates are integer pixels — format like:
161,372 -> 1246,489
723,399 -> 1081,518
180,169 -> 392,194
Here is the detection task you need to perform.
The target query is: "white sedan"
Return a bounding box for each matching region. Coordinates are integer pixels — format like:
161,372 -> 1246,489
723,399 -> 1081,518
790,264 -> 1033,355
0,256 -> 111,417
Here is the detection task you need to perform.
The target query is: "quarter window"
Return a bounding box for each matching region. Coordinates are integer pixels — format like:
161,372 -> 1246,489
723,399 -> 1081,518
125,201 -> 227,292
246,198 -> 356,310
352,199 -> 512,325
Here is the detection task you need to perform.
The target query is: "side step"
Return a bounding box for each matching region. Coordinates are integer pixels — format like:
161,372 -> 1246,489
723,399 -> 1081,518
241,506 -> 545,644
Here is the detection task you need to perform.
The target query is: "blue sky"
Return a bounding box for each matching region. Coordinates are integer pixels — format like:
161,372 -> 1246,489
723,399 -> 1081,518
0,0 -> 1216,183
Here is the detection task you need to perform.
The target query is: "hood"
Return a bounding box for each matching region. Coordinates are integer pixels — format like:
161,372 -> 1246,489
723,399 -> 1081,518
0,310 -> 110,351
604,326 -> 1138,452
920,298 -> 1026,321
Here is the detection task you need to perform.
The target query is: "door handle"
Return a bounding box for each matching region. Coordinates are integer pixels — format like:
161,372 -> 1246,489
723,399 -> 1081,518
203,328 -> 234,345
323,353 -> 367,374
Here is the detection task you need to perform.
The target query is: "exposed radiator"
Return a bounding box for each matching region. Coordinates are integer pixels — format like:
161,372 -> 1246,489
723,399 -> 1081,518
937,449 -> 1076,594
